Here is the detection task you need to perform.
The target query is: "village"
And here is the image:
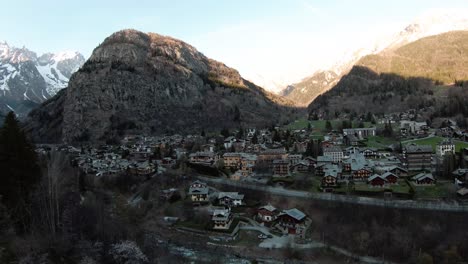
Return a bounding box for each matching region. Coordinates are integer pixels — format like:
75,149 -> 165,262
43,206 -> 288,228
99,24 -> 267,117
35,111 -> 468,249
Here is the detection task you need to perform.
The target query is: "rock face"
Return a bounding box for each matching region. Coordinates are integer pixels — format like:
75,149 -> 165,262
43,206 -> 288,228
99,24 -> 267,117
26,29 -> 297,143
0,41 -> 84,116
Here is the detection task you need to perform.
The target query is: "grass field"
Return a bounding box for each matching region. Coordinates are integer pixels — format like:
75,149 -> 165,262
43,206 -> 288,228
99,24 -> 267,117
403,136 -> 468,152
353,180 -> 411,194
410,182 -> 454,199
365,136 -> 398,149
285,118 -> 312,130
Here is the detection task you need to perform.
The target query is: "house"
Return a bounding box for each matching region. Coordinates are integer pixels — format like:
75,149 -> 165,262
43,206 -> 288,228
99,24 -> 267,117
212,208 -> 234,230
367,174 -> 386,187
290,161 -> 311,173
374,165 -> 408,177
323,146 -> 344,163
436,139 -> 455,157
343,134 -> 359,146
288,154 -> 303,166
381,172 -> 398,184
189,151 -> 218,166
400,121 -> 428,136
452,168 -> 468,184
240,154 -> 257,176
224,136 -> 236,150
188,181 -> 210,203
412,172 -> 435,185
258,148 -> 288,168
218,192 -> 244,207
404,144 -> 433,171
342,152 -> 373,181
321,164 -> 341,188
343,127 -> 376,139
277,208 -> 309,238
223,153 -> 242,169
361,147 -> 378,159
273,159 -> 290,177
257,204 -> 278,222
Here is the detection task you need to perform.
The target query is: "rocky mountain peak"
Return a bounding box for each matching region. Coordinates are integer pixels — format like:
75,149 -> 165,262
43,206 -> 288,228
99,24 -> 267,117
26,29 -> 297,143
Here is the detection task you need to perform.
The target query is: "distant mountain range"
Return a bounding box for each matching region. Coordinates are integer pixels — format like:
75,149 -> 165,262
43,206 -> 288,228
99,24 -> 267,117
0,41 -> 84,116
25,29 -> 298,143
284,10 -> 468,106
308,30 -> 468,118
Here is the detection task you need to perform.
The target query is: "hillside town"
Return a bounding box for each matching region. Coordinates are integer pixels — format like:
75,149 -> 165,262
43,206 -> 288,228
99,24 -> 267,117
33,112 -> 468,249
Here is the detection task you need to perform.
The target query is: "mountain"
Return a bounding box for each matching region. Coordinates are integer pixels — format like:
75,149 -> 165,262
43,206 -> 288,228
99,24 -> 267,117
0,41 -> 85,116
308,31 -> 468,118
25,29 -> 298,143
285,10 -> 468,106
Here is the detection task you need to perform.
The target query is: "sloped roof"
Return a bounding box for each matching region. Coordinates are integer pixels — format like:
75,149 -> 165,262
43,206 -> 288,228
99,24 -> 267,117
282,208 -> 306,221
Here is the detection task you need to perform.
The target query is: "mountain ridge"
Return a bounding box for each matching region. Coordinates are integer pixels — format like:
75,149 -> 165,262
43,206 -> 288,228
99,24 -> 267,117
0,41 -> 85,116
25,29 -> 299,143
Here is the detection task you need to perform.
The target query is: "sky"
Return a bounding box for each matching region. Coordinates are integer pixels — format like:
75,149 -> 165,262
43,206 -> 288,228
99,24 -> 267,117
1,0 -> 467,91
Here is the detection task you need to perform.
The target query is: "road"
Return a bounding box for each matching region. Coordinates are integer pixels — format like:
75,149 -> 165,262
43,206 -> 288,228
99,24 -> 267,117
199,176 -> 468,212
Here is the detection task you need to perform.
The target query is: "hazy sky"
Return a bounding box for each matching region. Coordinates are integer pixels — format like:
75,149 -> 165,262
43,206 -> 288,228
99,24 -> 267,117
2,0 -> 467,87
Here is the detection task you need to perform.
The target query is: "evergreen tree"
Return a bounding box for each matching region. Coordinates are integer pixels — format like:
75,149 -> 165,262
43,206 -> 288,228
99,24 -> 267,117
0,112 -> 41,232
220,128 -> 230,138
251,131 -> 258,144
325,120 -> 333,132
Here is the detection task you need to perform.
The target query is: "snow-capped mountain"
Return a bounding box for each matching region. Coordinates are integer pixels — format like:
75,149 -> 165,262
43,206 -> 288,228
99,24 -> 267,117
0,41 -> 84,116
284,9 -> 468,106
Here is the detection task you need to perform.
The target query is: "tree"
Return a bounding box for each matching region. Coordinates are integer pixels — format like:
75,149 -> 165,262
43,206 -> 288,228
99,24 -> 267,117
220,128 -> 230,138
325,120 -> 333,132
233,105 -> 241,122
0,112 -> 41,232
251,131 -> 258,144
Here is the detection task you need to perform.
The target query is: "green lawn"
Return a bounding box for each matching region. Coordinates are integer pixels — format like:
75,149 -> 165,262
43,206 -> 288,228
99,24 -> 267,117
353,180 -> 411,194
403,136 -> 468,152
410,182 -> 454,199
365,136 -> 398,149
285,118 -> 312,130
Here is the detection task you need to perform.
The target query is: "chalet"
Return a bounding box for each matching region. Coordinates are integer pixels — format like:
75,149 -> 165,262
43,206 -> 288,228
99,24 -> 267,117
342,153 -> 373,180
273,159 -> 290,177
361,147 -> 378,159
404,144 -> 433,171
212,208 -> 234,230
189,151 -> 218,166
323,146 -> 344,163
452,168 -> 468,184
321,164 -> 341,188
293,141 -> 308,153
218,192 -> 244,207
381,172 -> 398,184
277,208 -> 309,238
374,165 -> 408,177
128,161 -> 156,176
188,181 -> 210,203
304,157 -> 317,167
436,139 -> 455,157
412,172 -> 435,185
315,156 -> 334,176
160,157 -> 176,167
367,174 -> 386,187
343,134 -> 359,146
290,161 -> 311,173
257,204 -> 278,222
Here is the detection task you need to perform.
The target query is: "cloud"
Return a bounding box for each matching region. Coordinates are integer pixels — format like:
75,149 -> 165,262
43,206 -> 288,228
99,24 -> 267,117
301,1 -> 322,16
